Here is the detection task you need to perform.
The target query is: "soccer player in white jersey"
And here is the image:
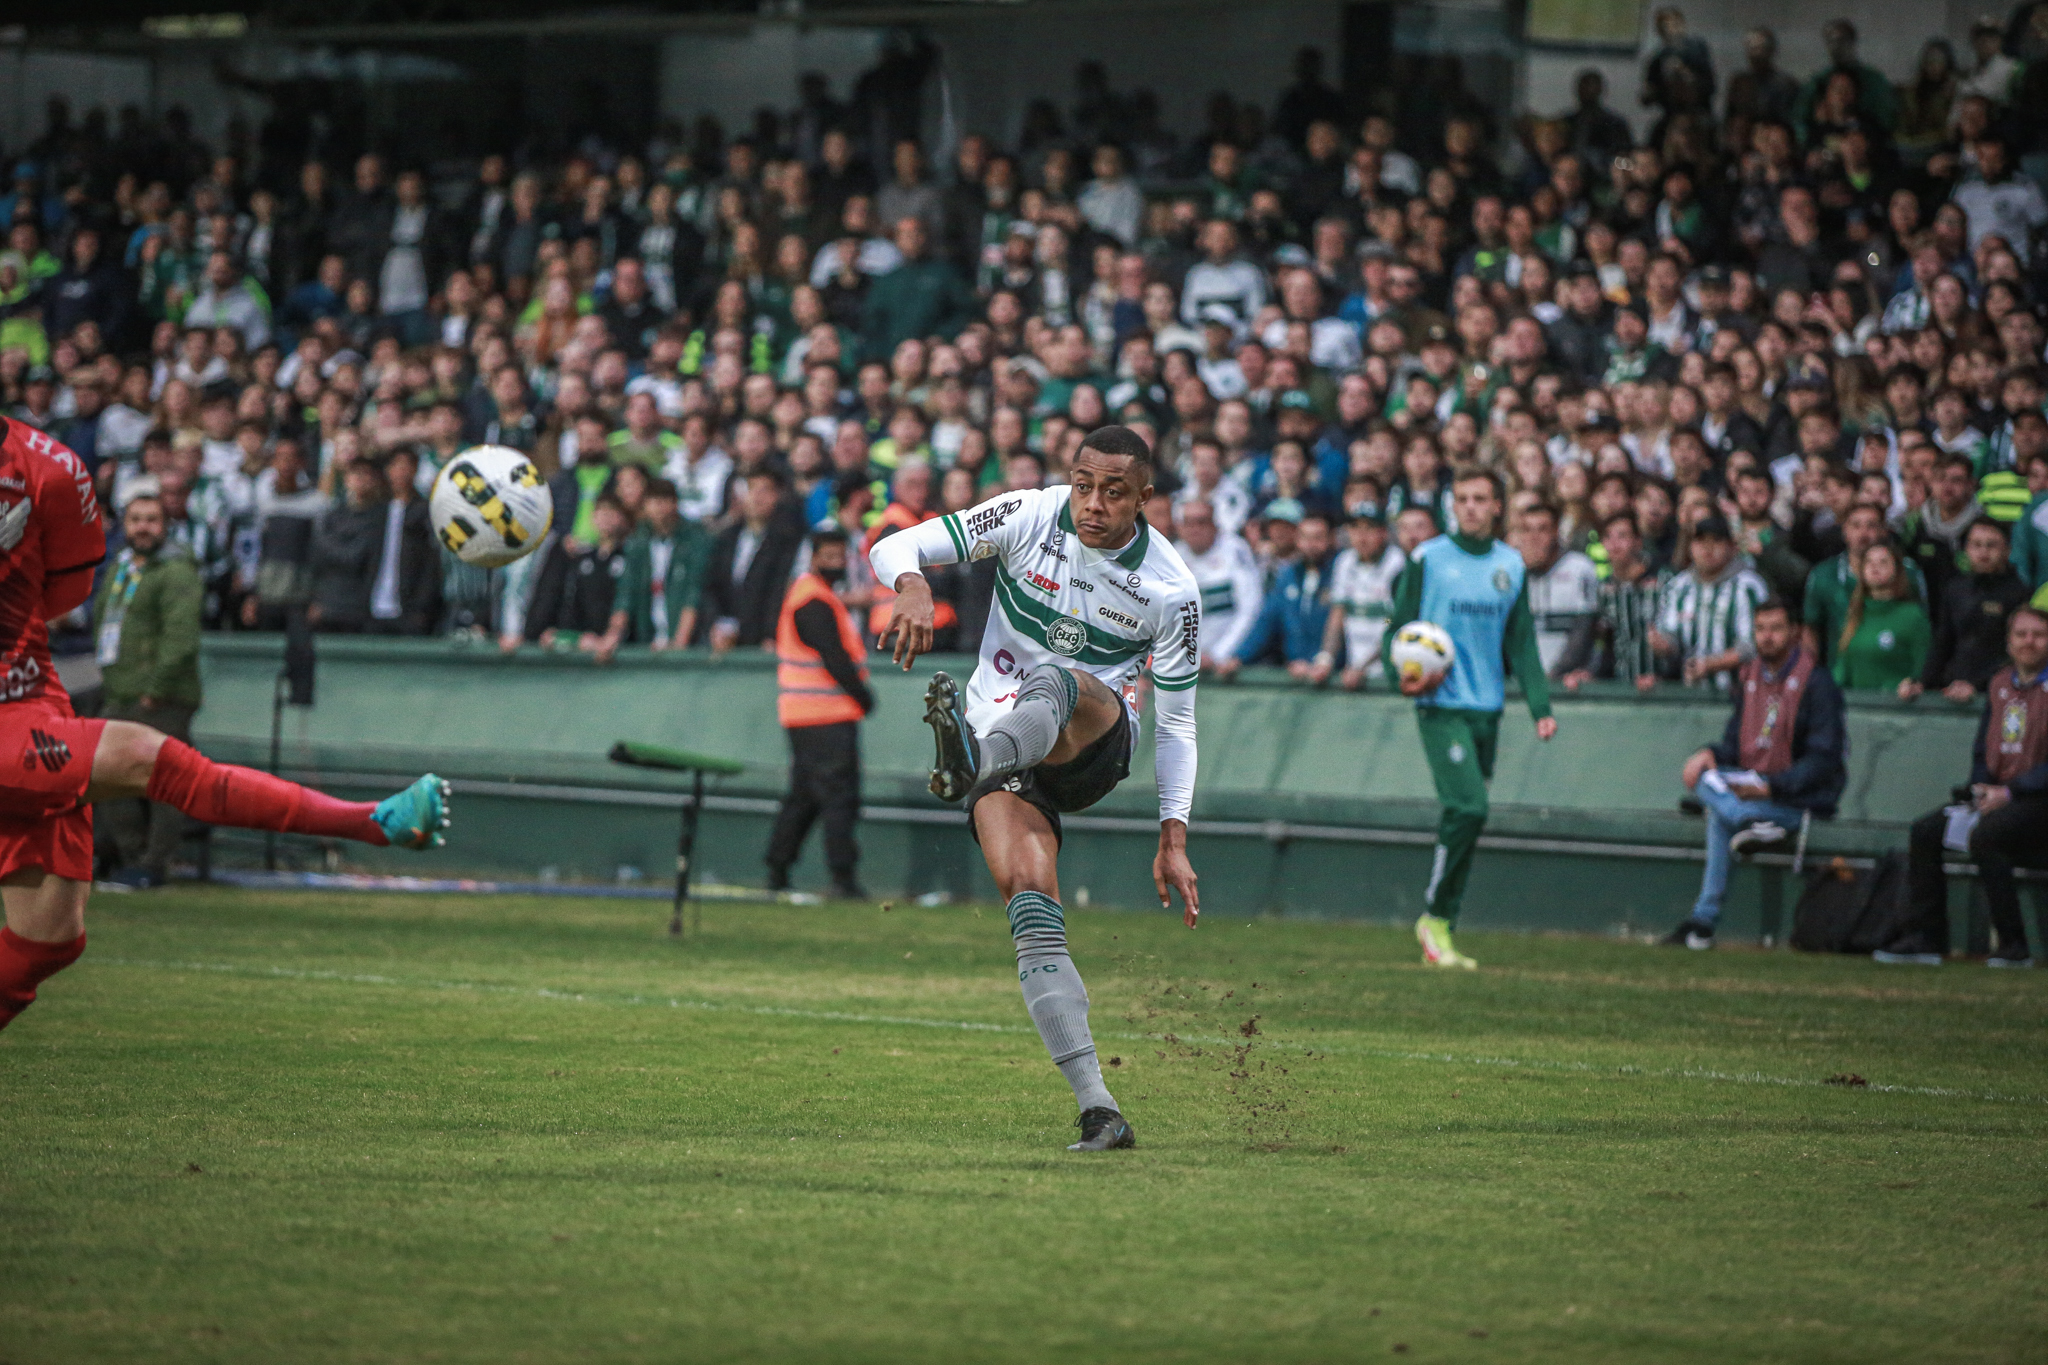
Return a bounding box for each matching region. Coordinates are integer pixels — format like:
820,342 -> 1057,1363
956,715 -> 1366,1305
872,426 -> 1201,1152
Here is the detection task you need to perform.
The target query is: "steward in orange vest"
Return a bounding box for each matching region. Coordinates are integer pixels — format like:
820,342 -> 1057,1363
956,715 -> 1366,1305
767,529 -> 874,898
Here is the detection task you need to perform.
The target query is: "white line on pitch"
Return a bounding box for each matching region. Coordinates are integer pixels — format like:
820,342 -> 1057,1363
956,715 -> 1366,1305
90,957 -> 2043,1106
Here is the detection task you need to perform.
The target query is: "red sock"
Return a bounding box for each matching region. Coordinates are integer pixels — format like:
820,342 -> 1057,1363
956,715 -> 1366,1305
0,927 -> 87,1030
145,739 -> 388,846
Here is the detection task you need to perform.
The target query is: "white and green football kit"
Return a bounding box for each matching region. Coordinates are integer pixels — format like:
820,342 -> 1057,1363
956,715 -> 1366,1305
869,485 -> 1201,824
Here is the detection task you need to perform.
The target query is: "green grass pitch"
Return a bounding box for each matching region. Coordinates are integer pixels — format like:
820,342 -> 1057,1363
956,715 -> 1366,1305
2,887 -> 2044,1363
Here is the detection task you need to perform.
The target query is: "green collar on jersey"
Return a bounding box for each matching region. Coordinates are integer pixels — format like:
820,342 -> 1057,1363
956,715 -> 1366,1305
1057,499 -> 1151,571
1449,531 -> 1495,555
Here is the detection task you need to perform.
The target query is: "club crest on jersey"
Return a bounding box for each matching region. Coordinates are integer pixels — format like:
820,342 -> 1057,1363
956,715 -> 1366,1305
23,728 -> 70,774
1045,617 -> 1086,656
1492,568 -> 1512,593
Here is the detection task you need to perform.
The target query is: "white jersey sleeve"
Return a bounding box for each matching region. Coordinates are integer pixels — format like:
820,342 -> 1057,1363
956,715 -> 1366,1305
867,486 -> 1054,585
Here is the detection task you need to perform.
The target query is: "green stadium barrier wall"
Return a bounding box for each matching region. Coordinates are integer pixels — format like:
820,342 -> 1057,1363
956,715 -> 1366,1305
188,636 -> 2004,943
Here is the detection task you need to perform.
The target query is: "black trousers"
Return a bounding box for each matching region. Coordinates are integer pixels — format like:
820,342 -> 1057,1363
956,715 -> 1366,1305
1906,797 -> 2048,953
765,721 -> 861,883
95,701 -> 197,880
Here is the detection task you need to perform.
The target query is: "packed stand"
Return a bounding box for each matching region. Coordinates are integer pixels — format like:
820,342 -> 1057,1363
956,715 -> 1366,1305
4,9 -> 2048,703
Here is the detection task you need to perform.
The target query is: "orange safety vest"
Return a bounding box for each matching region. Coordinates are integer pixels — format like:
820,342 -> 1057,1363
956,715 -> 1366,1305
776,572 -> 871,728
865,503 -> 959,637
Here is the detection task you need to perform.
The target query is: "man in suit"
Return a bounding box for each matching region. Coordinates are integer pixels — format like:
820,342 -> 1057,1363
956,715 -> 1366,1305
704,469 -> 804,652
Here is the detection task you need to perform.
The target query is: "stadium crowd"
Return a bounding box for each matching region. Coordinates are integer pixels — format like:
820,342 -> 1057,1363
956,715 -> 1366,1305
5,8 -> 2048,701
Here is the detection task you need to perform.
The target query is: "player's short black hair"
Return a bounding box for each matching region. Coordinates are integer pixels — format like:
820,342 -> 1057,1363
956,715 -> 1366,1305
1077,424 -> 1154,482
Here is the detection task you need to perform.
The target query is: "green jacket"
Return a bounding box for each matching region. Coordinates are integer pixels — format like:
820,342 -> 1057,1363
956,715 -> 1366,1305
92,546 -> 204,708
860,257 -> 975,362
612,520 -> 713,645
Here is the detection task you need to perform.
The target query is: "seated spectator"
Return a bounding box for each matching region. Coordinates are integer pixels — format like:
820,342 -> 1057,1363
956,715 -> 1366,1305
1320,508 -> 1405,689
1667,597 -> 1848,948
1218,509 -> 1336,682
1654,515 -> 1771,691
705,470 -> 804,653
524,493 -> 631,650
1914,517 -> 2029,702
1875,605 -> 2048,967
600,477 -> 712,659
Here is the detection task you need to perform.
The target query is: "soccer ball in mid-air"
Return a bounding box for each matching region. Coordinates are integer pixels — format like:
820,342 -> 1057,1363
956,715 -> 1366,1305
429,445 -> 553,568
1389,621 -> 1456,686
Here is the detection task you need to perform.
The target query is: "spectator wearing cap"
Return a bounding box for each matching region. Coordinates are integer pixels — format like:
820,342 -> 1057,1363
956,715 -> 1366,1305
10,366 -> 58,432
1667,596 -> 1848,949
183,249 -> 271,351
1912,517 -> 2030,702
599,477 -> 713,659
1875,604 -> 2048,968
1655,514 -> 1772,691
1219,506 -> 1337,681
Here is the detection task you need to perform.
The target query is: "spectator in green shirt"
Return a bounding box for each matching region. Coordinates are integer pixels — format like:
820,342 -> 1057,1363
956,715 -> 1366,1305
1804,503 -> 1923,666
597,478 -> 712,660
91,492 -> 204,886
607,391 -> 681,472
1833,541 -> 1932,695
859,217 -> 974,364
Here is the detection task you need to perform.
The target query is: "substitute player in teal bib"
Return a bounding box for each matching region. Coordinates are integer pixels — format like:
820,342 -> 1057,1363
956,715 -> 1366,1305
1383,469 -> 1557,967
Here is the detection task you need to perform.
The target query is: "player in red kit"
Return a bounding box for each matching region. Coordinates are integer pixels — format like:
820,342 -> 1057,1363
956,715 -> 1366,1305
0,416 -> 452,1032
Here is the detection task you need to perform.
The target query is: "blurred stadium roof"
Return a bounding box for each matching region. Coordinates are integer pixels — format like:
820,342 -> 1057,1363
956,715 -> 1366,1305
20,0 -> 1046,35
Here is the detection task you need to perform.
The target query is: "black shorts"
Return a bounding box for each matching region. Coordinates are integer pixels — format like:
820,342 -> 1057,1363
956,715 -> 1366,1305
964,702 -> 1133,849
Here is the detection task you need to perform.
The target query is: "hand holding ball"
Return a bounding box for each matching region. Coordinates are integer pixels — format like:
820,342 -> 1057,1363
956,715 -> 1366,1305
1389,621 -> 1456,695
